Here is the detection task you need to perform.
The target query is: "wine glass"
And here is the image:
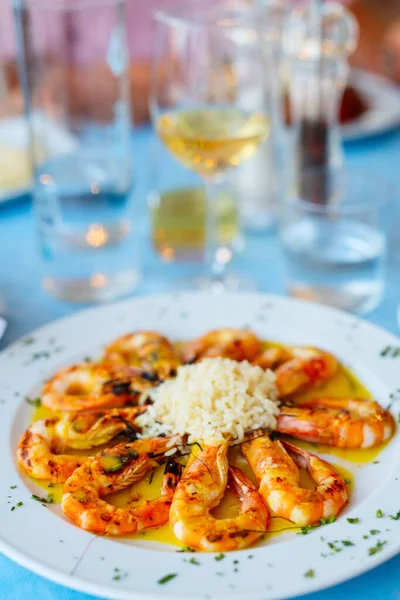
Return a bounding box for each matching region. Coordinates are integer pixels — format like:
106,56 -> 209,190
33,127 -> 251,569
150,0 -> 270,290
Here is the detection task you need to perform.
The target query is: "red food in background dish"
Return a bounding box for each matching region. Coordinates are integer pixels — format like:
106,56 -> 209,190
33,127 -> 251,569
339,85 -> 368,123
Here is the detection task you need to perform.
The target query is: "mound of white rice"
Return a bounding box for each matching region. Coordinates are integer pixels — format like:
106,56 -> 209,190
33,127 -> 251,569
136,357 -> 279,445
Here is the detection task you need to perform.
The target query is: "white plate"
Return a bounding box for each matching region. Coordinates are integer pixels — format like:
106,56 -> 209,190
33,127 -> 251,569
342,69 -> 400,141
1,292 -> 400,600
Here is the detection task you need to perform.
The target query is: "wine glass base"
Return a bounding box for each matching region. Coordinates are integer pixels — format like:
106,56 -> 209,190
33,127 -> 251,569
170,272 -> 258,293
42,270 -> 140,303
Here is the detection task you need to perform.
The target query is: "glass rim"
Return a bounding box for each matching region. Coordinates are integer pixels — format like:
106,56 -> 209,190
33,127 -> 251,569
18,0 -> 125,11
154,0 -> 267,29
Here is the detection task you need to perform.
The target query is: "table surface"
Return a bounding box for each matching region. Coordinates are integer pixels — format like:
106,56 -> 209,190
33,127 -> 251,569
1,124 -> 400,600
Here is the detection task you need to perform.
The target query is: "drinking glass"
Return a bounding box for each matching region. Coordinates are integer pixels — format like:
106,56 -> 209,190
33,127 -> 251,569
279,168 -> 388,314
237,0 -> 288,233
13,0 -> 139,302
150,0 -> 270,290
148,136 -> 243,263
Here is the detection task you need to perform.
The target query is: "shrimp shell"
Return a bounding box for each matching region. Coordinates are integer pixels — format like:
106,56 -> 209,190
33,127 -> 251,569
62,436 -> 182,535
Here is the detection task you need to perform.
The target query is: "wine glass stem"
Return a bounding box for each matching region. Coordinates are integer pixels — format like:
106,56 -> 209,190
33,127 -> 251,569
204,177 -> 226,281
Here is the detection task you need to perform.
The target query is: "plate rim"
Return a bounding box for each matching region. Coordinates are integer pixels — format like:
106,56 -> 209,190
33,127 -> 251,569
2,291 -> 400,600
342,68 -> 400,141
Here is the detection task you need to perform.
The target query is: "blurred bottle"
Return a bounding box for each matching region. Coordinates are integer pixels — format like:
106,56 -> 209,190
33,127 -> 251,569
283,1 -> 358,205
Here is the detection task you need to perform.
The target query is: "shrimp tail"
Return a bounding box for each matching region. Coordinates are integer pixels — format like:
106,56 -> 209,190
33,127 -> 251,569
280,440 -> 318,470
162,459 -> 183,496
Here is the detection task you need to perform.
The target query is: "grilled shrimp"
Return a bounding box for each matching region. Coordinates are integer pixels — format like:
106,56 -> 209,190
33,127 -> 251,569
277,397 -> 395,448
181,328 -> 261,364
242,434 -> 348,526
62,436 -> 182,534
17,407 -> 145,483
252,347 -> 292,370
42,363 -> 154,412
55,406 -> 146,449
169,441 -> 270,551
104,331 -> 180,381
254,346 -> 338,398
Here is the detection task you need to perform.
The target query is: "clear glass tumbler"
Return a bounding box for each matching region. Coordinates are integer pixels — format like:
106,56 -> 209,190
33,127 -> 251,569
13,0 -> 139,302
279,168 -> 388,314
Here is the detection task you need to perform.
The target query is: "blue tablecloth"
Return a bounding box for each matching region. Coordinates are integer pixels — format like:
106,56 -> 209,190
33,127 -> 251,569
1,124 -> 400,600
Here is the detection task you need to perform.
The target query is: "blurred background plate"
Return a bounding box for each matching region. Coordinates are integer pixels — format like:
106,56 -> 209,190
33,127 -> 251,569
342,69 -> 400,140
0,116 -> 76,204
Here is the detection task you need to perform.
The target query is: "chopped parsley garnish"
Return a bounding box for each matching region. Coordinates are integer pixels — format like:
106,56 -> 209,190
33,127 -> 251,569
25,397 -> 41,407
184,557 -> 200,566
297,517 -> 334,536
177,546 -> 195,553
10,485 -> 17,490
214,553 -> 225,561
328,542 -> 341,553
341,540 -> 354,547
390,511 -> 400,521
11,502 -> 23,511
31,493 -> 53,504
298,524 -> 315,535
320,516 -> 335,525
373,461 -> 380,464
363,535 -> 369,540
158,574 -> 177,585
344,479 -> 352,485
247,554 -> 254,559
304,569 -> 315,578
376,509 -> 383,518
111,568 -> 129,581
233,560 -> 239,564
47,483 -> 54,488
31,351 -> 51,360
23,337 -> 35,345
347,518 -> 359,524
380,346 -> 400,358
368,540 -> 387,556
370,530 -> 380,535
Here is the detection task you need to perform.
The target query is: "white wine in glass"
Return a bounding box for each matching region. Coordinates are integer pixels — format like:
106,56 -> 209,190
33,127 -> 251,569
157,108 -> 270,177
151,1 -> 270,289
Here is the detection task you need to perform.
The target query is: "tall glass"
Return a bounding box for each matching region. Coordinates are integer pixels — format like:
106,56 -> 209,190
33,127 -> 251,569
150,0 -> 270,290
13,0 -> 139,302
